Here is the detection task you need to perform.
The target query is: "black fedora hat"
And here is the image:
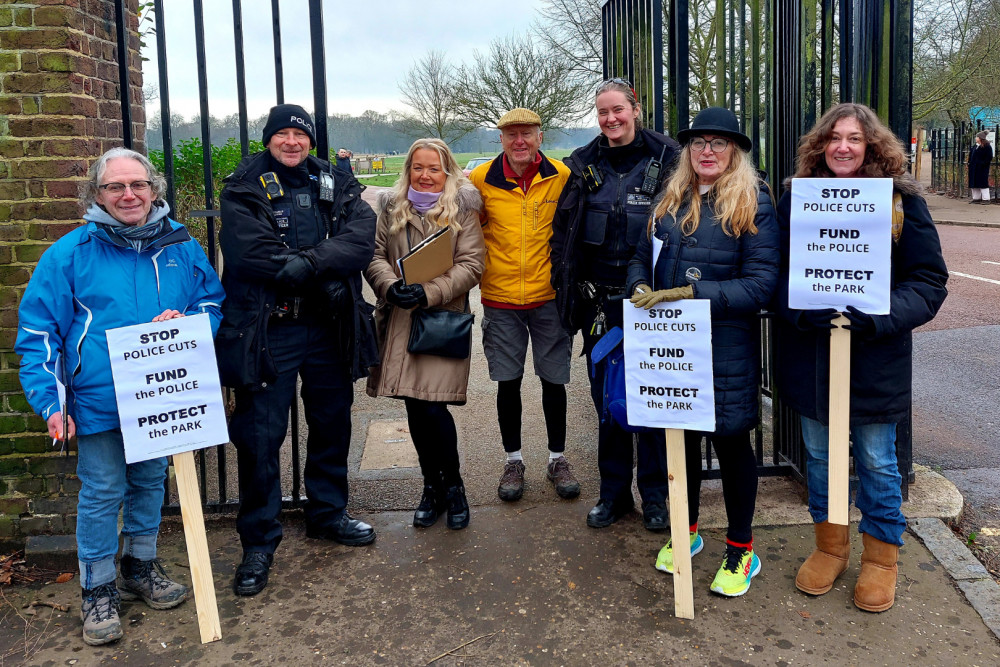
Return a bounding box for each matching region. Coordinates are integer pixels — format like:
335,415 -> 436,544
677,107 -> 752,152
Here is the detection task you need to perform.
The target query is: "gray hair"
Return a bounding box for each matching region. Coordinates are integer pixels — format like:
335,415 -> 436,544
80,147 -> 167,208
595,79 -> 644,131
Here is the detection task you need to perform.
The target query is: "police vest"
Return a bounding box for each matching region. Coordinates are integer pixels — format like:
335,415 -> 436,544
579,157 -> 656,282
268,176 -> 326,251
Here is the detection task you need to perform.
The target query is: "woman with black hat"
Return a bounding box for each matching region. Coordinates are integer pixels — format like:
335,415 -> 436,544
626,107 -> 779,597
551,79 -> 680,531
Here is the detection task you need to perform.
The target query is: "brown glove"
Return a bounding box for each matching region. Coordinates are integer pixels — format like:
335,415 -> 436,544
630,284 -> 694,309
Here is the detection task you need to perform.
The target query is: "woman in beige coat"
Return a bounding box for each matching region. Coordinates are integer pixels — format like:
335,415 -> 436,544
365,138 -> 485,530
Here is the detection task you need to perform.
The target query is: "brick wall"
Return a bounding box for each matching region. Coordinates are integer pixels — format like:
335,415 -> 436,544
0,0 -> 144,547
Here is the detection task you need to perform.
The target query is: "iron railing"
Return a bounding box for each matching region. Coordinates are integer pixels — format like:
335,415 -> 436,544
930,122 -> 999,202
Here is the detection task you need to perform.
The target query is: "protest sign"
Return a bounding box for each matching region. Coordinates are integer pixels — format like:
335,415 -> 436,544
106,313 -> 224,642
106,314 -> 228,464
788,177 -> 892,314
623,299 -> 715,619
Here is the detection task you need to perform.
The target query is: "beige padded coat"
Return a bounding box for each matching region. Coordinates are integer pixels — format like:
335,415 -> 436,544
365,185 -> 485,404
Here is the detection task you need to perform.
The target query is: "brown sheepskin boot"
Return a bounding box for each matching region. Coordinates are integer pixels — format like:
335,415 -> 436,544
795,520 -> 850,595
853,532 -> 899,612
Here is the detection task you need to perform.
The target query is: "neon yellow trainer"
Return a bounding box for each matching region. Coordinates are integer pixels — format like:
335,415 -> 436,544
710,545 -> 761,597
654,531 -> 704,574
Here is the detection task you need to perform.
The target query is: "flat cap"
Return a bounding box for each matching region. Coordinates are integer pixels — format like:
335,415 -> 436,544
497,108 -> 541,129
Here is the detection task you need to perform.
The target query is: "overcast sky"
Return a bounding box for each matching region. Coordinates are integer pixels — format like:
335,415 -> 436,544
142,0 -> 547,121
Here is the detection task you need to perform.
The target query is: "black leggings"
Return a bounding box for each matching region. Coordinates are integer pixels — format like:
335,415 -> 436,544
496,376 -> 566,454
404,398 -> 462,487
684,430 -> 758,545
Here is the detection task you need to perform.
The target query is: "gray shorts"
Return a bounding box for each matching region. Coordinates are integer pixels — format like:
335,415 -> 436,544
481,301 -> 572,384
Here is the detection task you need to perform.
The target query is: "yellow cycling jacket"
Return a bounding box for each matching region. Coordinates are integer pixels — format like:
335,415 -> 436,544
469,152 -> 570,305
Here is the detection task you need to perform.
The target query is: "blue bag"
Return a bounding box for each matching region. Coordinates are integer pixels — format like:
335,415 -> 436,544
590,327 -> 654,434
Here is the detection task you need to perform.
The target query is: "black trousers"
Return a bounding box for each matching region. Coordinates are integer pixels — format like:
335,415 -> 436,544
581,296 -> 669,507
231,317 -> 354,554
684,430 -> 758,545
404,397 -> 462,488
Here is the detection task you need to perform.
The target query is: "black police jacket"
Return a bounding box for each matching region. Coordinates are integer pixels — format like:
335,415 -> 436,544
217,151 -> 378,387
772,177 -> 948,425
551,128 -> 680,334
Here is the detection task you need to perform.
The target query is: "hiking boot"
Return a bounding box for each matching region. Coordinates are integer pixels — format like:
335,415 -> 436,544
710,545 -> 761,597
654,531 -> 704,573
497,460 -> 525,501
81,582 -> 123,646
118,556 -> 190,610
546,456 -> 581,499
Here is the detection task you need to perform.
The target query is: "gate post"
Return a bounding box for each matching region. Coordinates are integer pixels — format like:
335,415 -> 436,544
0,0 -> 145,549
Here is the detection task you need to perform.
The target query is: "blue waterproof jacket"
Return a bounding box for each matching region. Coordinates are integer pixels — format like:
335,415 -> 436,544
16,207 -> 225,435
626,187 -> 779,435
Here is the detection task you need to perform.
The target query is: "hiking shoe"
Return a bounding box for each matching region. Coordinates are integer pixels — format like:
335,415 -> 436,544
498,460 -> 525,501
118,555 -> 190,610
710,545 -> 761,597
546,456 -> 581,499
654,531 -> 704,574
81,582 -> 124,646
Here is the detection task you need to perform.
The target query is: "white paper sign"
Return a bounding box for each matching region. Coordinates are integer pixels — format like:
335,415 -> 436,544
106,314 -> 229,463
788,178 -> 892,314
623,299 -> 715,431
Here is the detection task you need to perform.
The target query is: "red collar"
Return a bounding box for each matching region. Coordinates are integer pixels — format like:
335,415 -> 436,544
502,152 -> 543,192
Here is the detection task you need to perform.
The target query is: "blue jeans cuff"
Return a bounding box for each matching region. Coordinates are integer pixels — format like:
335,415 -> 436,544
122,532 -> 157,561
79,556 -> 117,590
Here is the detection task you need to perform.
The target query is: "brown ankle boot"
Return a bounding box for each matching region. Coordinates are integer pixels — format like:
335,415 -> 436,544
854,532 -> 898,612
795,520 -> 850,595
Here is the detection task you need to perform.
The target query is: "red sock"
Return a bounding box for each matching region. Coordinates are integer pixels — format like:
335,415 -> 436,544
689,523 -> 698,534
726,538 -> 753,550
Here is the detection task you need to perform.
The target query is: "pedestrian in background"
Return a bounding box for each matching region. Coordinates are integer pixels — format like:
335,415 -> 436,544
550,78 -> 679,531
366,138 -> 485,530
627,107 -> 778,597
774,102 -> 948,612
17,147 -> 224,645
337,147 -> 354,173
969,131 -> 993,203
468,108 -> 580,503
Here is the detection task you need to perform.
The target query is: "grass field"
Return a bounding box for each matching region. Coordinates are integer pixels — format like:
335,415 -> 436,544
356,148 -> 577,187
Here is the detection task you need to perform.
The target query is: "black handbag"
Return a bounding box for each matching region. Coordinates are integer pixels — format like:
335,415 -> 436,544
406,300 -> 474,359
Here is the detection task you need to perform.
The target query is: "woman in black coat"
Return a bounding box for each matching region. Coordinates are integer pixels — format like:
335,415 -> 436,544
774,103 -> 948,613
627,107 -> 779,598
969,131 -> 993,203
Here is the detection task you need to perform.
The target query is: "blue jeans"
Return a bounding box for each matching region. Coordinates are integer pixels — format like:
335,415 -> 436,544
76,429 -> 167,589
800,417 -> 905,546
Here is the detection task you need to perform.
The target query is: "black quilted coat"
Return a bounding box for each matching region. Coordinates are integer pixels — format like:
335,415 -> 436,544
626,188 -> 779,435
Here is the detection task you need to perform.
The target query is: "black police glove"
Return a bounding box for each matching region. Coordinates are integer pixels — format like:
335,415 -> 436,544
386,279 -> 421,309
274,253 -> 317,288
842,305 -> 877,337
321,278 -> 352,310
796,308 -> 839,331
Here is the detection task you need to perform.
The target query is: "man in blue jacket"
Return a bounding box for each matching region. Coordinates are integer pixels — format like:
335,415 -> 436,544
16,148 -> 225,646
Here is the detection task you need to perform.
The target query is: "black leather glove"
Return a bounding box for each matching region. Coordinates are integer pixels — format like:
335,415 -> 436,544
842,305 -> 877,336
274,253 -> 317,288
321,278 -> 352,310
386,279 -> 421,309
408,283 -> 428,308
796,308 -> 838,331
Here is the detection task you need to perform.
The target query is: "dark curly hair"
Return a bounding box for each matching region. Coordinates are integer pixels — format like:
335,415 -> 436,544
793,103 -> 908,179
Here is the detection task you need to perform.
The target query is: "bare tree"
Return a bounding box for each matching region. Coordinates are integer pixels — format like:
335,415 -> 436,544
532,0 -> 604,83
396,49 -> 472,143
453,35 -> 592,130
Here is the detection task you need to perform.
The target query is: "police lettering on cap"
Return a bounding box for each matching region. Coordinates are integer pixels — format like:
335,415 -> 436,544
263,104 -> 317,148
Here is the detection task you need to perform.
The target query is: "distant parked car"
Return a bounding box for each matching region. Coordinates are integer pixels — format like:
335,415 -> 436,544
463,157 -> 492,177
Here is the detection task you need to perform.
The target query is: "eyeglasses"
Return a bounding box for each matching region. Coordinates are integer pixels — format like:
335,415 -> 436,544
99,180 -> 153,196
689,137 -> 730,153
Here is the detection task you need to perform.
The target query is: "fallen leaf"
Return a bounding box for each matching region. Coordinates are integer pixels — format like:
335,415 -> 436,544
56,572 -> 74,584
797,610 -> 811,618
568,582 -> 577,590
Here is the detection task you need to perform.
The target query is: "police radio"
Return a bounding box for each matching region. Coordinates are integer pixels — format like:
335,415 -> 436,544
582,164 -> 603,192
259,172 -> 284,200
640,145 -> 669,196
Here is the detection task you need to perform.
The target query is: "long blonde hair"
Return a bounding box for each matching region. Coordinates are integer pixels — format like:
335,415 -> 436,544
386,138 -> 469,235
650,143 -> 760,238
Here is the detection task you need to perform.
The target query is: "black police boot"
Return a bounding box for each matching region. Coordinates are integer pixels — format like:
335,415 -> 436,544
306,513 -> 376,546
233,552 -> 273,597
586,499 -> 634,528
642,502 -> 669,532
445,484 -> 470,530
413,482 -> 446,528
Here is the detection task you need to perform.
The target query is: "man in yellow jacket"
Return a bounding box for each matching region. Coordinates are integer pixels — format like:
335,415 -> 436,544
468,108 -> 578,503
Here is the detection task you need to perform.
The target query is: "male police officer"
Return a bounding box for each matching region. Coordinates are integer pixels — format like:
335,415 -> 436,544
467,108 -> 579,502
218,104 -> 378,596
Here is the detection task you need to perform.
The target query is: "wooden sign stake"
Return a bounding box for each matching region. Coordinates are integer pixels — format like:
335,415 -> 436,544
173,450 -> 222,643
828,315 -> 851,526
665,428 -> 695,619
